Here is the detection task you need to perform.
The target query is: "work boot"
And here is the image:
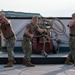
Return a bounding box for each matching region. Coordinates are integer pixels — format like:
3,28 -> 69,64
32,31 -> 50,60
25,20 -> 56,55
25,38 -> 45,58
65,59 -> 73,65
23,60 -> 35,67
4,60 -> 13,68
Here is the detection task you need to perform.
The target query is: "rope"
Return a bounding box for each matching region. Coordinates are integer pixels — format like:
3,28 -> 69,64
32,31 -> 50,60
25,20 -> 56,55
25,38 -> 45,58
38,17 -> 66,39
51,18 -> 66,35
33,17 -> 66,54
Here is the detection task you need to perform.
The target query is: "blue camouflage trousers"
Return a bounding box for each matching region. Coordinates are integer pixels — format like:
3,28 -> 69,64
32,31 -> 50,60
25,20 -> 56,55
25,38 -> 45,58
5,36 -> 16,60
67,36 -> 75,61
22,36 -> 32,61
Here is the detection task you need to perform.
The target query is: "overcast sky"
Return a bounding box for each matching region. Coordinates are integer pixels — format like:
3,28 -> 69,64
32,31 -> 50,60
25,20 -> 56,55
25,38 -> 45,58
0,0 -> 75,17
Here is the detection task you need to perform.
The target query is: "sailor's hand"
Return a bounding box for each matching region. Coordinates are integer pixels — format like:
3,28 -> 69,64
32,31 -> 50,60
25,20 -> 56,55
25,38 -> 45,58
44,29 -> 47,33
69,20 -> 75,27
42,29 -> 47,35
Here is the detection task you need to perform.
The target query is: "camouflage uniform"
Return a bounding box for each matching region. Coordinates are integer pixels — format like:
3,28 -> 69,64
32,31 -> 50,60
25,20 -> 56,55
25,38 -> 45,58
22,23 -> 38,62
67,36 -> 75,61
22,36 -> 32,61
1,22 -> 16,61
5,36 -> 16,60
0,13 -> 16,67
67,24 -> 75,62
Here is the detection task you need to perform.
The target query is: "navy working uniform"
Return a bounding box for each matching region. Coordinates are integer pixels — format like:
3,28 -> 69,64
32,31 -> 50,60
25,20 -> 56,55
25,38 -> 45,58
0,13 -> 16,67
22,23 -> 38,67
65,13 -> 75,66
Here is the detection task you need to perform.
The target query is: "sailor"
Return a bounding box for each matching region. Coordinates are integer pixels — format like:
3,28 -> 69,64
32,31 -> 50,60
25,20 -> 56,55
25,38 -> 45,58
65,13 -> 75,66
22,16 -> 47,67
0,12 -> 16,67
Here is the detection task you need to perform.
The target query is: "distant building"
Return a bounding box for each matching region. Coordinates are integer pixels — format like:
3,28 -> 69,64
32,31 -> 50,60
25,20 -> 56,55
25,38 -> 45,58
0,10 -> 42,17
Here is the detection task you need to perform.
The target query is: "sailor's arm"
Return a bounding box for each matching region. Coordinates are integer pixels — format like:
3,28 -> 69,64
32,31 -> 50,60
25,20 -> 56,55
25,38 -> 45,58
68,20 -> 75,27
37,26 -> 47,33
24,28 -> 34,39
2,17 -> 10,25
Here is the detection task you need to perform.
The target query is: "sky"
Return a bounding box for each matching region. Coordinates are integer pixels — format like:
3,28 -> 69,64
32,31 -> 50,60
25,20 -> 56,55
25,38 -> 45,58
0,0 -> 75,17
